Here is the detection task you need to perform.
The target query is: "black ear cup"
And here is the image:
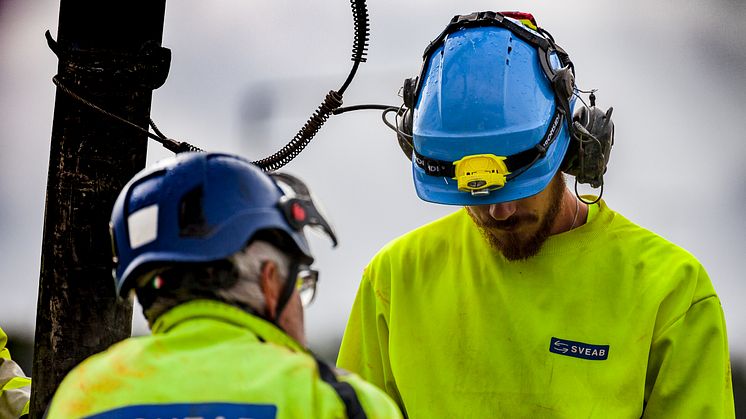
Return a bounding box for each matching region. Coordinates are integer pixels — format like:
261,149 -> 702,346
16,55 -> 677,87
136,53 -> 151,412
397,107 -> 414,160
402,76 -> 418,111
562,105 -> 614,188
395,77 -> 418,160
551,66 -> 575,105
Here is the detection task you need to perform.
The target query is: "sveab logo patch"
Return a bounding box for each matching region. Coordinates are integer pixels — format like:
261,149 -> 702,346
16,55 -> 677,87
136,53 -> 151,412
550,337 -> 609,361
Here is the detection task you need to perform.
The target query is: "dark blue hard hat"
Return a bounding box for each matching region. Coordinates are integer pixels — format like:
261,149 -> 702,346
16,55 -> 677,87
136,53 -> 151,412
109,152 -> 336,297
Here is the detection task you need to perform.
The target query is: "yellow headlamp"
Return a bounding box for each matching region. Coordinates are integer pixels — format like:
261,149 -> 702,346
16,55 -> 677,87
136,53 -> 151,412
452,154 -> 511,195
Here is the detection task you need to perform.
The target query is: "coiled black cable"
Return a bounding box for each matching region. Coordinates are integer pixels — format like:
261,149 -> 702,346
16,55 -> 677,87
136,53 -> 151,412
252,90 -> 342,171
46,0 -> 370,169
252,0 -> 370,171
339,0 -> 370,94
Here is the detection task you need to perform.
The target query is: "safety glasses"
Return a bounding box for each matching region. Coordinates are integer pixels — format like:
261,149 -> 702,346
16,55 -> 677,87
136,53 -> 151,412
295,266 -> 319,307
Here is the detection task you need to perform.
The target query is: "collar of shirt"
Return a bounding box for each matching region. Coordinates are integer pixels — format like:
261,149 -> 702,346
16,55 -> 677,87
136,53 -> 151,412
150,299 -> 307,354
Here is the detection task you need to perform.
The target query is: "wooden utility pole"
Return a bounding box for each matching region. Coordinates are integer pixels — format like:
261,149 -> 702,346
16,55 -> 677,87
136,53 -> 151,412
31,1 -> 168,416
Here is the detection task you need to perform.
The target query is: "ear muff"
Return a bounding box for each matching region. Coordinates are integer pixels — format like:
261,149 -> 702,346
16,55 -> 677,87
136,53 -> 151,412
561,105 -> 615,188
397,108 -> 414,159
551,66 -> 575,115
402,76 -> 418,110
395,76 -> 417,160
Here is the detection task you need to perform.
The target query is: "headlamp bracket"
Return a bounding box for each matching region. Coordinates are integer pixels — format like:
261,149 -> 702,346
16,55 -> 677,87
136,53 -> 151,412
453,154 -> 511,194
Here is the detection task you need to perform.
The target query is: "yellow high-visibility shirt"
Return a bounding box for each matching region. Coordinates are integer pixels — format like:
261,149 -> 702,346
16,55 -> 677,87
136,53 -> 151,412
1,326 -> 31,418
48,300 -> 402,419
338,200 -> 735,418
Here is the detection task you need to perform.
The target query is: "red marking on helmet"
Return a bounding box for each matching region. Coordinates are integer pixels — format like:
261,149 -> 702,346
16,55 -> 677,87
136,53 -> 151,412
500,11 -> 538,28
292,202 -> 306,222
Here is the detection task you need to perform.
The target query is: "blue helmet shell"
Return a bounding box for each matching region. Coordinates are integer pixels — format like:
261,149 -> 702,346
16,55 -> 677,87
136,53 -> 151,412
412,25 -> 574,205
110,152 -> 313,296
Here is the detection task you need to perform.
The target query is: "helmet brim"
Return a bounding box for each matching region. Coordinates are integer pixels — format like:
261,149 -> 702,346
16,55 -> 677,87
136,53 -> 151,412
412,122 -> 571,206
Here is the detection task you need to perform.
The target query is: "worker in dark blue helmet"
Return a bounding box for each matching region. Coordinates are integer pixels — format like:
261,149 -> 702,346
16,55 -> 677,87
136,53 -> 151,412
47,152 -> 401,419
337,11 -> 735,418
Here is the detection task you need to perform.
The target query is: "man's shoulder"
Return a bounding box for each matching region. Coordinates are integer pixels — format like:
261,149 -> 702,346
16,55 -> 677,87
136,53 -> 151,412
374,209 -> 467,257
604,204 -> 700,264
48,335 -> 150,416
602,203 -> 713,299
61,335 -> 150,381
358,210 -> 466,290
333,367 -> 403,418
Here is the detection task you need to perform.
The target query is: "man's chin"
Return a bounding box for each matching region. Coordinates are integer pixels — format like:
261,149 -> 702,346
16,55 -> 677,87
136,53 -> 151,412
467,172 -> 567,260
485,230 -> 547,261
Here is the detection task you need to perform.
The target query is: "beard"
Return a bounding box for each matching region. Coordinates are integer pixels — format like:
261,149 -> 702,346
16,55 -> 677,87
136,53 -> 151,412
467,174 -> 565,261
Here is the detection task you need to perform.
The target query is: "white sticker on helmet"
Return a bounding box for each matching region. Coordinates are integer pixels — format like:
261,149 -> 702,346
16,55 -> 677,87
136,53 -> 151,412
128,204 -> 159,249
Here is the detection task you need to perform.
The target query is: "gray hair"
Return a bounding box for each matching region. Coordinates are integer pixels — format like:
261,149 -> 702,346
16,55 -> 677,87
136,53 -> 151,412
218,240 -> 290,314
138,240 -> 291,325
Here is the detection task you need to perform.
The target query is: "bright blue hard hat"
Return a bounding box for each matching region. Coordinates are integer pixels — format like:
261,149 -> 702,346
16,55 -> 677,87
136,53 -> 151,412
412,23 -> 574,205
110,152 -> 336,297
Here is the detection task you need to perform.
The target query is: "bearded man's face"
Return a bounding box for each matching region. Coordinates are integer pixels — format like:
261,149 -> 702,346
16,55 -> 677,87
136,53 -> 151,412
466,173 -> 566,261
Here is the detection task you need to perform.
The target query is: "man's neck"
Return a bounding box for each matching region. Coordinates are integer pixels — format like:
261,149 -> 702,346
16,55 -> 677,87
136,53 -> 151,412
550,188 -> 588,235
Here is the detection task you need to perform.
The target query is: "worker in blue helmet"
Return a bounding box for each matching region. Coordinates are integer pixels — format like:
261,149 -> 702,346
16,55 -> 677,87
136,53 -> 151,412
338,11 -> 735,418
47,152 -> 402,419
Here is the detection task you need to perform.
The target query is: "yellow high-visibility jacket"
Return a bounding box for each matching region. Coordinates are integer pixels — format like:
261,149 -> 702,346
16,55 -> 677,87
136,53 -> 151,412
48,299 -> 402,419
0,326 -> 30,418
338,200 -> 735,418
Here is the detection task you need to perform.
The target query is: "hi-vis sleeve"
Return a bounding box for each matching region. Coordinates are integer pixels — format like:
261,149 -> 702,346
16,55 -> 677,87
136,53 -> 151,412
642,266 -> 735,418
338,269 -> 406,416
1,328 -> 31,418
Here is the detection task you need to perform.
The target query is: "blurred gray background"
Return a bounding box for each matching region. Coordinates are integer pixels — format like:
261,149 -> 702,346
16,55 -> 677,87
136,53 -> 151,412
1,0 -> 744,408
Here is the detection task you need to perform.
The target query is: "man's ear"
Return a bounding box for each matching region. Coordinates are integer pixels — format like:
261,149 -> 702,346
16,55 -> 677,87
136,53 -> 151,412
259,260 -> 281,320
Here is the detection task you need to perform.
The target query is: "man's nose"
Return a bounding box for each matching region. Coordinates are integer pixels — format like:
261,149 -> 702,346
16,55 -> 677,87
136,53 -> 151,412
488,202 -> 517,221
